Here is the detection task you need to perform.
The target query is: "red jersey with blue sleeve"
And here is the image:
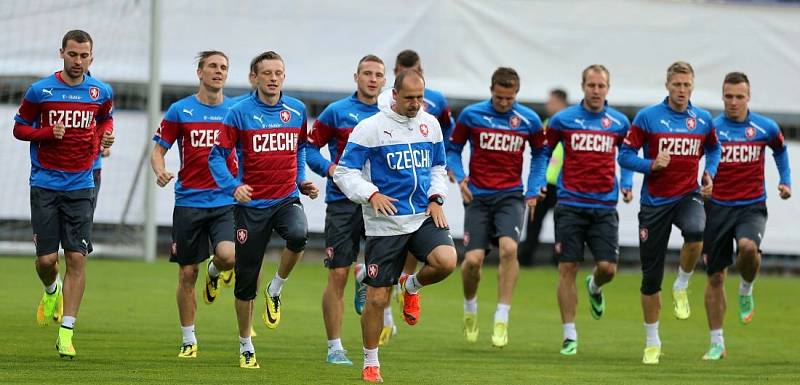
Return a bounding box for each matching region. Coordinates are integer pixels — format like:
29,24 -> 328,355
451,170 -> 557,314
712,111 -> 791,206
154,95 -> 237,208
209,92 -> 308,208
447,100 -> 547,198
306,92 -> 380,203
13,72 -> 113,191
618,98 -> 721,206
545,102 -> 633,209
423,88 -> 455,145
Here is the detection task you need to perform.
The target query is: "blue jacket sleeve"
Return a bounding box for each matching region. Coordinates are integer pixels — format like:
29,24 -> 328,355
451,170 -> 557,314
620,167 -> 634,190
703,141 -> 721,177
305,143 -> 332,177
445,141 -> 467,182
296,144 -> 307,184
525,144 -> 550,198
209,146 -> 240,195
618,145 -> 652,175
773,145 -> 792,187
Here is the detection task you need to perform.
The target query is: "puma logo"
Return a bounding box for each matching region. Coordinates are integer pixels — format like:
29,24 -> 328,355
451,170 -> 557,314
42,88 -> 53,96
182,108 -> 194,116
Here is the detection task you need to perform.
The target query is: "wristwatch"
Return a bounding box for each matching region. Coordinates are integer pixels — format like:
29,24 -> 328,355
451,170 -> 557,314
428,194 -> 444,206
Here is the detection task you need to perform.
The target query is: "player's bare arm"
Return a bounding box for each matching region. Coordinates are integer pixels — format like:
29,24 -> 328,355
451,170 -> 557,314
149,144 -> 175,187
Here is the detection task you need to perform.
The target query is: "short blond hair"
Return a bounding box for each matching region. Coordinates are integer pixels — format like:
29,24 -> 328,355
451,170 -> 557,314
666,61 -> 694,82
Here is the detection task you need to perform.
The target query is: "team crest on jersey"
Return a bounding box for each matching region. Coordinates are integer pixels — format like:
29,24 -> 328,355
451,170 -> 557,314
367,264 -> 379,279
89,86 -> 100,100
280,110 -> 291,123
509,115 -> 521,129
601,116 -> 612,129
639,228 -> 649,242
745,126 -> 756,139
237,229 -> 248,244
419,123 -> 429,137
686,117 -> 696,131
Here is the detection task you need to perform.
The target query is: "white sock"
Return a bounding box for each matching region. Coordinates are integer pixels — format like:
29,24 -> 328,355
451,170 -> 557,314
494,303 -> 511,324
644,321 -> 661,347
464,297 -> 478,314
268,273 -> 287,297
563,322 -> 577,341
355,263 -> 366,282
739,280 -> 754,296
181,325 -> 196,345
239,336 -> 254,354
327,338 -> 344,354
588,276 -> 602,294
404,274 -> 423,294
62,316 -> 76,329
363,347 -> 379,368
383,306 -> 394,327
673,267 -> 693,290
207,260 -> 220,278
710,329 -> 724,346
45,279 -> 58,294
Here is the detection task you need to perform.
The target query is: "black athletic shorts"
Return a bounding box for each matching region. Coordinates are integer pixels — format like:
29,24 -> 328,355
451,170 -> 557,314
170,205 -> 235,266
463,192 -> 524,252
234,198 -> 308,301
703,202 -> 767,275
554,204 -> 619,263
30,187 -> 94,256
91,168 -> 102,212
363,217 -> 454,287
323,199 -> 364,269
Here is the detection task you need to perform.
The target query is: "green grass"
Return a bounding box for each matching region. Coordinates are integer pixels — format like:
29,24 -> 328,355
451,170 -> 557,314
1,256 -> 798,384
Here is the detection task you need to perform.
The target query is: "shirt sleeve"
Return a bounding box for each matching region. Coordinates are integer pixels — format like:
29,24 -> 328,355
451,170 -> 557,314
618,115 -> 653,174
209,110 -> 242,195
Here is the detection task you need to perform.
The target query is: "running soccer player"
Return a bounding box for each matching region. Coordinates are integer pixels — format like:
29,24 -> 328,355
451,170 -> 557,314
150,51 -> 237,358
448,67 -> 547,347
13,30 -> 114,358
700,72 -> 791,360
209,51 -> 318,369
306,54 -> 386,365
618,61 -> 721,364
334,69 -> 457,383
544,65 -> 633,356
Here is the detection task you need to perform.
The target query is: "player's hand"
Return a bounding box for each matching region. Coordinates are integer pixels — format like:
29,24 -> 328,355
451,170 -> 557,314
778,184 -> 792,200
621,188 -> 634,203
154,169 -> 175,187
327,164 -> 336,178
369,193 -> 398,216
459,178 -> 473,203
102,147 -> 111,157
299,180 -> 319,199
234,184 -> 253,203
426,202 -> 448,228
701,171 -> 713,199
447,170 -> 456,183
52,121 -> 65,140
101,131 -> 115,149
525,197 -> 538,222
651,151 -> 670,172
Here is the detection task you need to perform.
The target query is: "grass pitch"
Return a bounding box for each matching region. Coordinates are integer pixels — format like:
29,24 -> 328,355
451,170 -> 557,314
1,256 -> 798,384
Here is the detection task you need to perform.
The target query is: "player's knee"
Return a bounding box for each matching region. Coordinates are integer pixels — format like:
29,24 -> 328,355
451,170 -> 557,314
558,262 -> 579,279
462,250 -> 484,270
708,271 -> 725,288
178,265 -> 199,286
366,287 -> 391,309
431,246 -> 457,274
640,273 -> 662,295
214,243 -> 236,268
737,238 -> 758,259
498,238 -> 518,259
284,227 -> 308,253
328,267 -> 349,287
35,253 -> 59,269
597,262 -> 617,279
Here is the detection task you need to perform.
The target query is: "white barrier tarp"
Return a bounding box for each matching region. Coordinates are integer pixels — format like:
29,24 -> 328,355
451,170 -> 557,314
1,1 -> 799,113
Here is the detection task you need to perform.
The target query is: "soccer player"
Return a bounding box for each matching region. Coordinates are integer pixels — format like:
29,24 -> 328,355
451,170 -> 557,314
543,65 -> 633,355
518,88 -> 569,266
306,55 -> 386,365
701,72 -> 791,360
334,69 -> 457,383
618,61 -> 721,364
150,51 -> 237,358
13,30 -> 114,358
448,67 -> 547,347
209,51 -> 319,369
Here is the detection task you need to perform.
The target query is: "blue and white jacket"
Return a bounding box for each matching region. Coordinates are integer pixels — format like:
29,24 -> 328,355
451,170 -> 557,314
334,90 -> 448,236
